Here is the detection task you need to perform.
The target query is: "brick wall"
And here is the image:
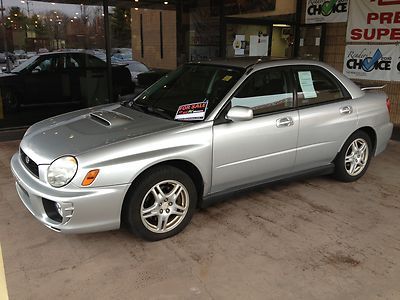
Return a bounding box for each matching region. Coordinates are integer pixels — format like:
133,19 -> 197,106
131,9 -> 177,70
323,23 -> 400,124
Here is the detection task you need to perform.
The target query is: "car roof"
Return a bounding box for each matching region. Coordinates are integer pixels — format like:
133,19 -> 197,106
189,56 -> 289,69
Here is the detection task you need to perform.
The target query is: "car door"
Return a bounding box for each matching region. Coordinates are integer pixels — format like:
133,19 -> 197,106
292,66 -> 358,172
212,67 -> 299,193
22,54 -> 63,104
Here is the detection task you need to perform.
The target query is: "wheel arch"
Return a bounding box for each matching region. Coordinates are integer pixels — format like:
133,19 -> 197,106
121,159 -> 205,223
337,126 -> 377,159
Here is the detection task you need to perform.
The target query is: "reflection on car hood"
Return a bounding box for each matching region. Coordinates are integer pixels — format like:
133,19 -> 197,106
21,104 -> 183,164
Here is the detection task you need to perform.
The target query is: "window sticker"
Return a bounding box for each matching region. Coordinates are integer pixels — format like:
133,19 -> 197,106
298,71 -> 317,99
175,101 -> 208,121
222,75 -> 233,82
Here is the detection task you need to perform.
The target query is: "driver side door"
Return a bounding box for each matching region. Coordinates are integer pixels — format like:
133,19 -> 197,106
211,67 -> 299,193
22,55 -> 63,105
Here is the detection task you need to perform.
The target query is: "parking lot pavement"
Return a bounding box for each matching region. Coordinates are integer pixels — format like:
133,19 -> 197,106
1,140 -> 400,299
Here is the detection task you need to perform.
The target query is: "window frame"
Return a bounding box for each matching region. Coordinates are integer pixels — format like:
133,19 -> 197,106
290,65 -> 352,109
214,66 -> 297,123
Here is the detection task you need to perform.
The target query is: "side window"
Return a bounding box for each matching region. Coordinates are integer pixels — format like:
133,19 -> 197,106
231,68 -> 293,116
85,54 -> 106,68
295,68 -> 345,106
65,55 -> 81,69
32,56 -> 59,73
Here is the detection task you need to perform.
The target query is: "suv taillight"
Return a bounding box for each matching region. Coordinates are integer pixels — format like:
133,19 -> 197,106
386,98 -> 391,113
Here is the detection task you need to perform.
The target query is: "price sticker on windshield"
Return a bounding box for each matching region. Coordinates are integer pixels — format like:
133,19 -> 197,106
175,101 -> 208,121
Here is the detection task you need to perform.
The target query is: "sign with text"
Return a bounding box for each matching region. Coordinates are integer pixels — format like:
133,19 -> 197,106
346,0 -> 400,42
343,44 -> 400,81
305,0 -> 349,24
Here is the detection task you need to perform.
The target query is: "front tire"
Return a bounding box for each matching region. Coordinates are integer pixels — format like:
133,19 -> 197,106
2,88 -> 20,112
124,166 -> 197,241
334,131 -> 372,182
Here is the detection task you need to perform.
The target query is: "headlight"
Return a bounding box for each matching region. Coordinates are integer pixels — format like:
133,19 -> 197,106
47,156 -> 78,188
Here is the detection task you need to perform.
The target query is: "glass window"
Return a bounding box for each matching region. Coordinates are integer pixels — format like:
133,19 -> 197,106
231,68 -> 293,115
295,68 -> 345,106
33,56 -> 60,73
85,54 -> 106,68
133,64 -> 244,120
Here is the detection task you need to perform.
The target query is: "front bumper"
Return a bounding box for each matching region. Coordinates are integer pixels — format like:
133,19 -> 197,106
10,152 -> 130,234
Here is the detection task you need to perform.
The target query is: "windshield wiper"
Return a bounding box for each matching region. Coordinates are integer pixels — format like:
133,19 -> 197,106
121,100 -> 146,113
146,106 -> 173,120
121,100 -> 173,120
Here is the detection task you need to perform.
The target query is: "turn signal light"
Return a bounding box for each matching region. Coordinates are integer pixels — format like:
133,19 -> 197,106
82,169 -> 99,186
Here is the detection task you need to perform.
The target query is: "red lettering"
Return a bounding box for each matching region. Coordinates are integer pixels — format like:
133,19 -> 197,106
380,12 -> 393,23
351,28 -> 363,40
377,0 -> 400,6
390,28 -> 400,39
394,11 -> 400,23
377,28 -> 390,39
367,12 -> 379,24
364,28 -> 376,40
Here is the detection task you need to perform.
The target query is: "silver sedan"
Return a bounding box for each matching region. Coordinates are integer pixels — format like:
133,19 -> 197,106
11,58 -> 393,240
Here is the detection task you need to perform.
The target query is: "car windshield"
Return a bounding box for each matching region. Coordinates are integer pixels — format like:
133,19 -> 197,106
129,64 -> 244,121
11,55 -> 39,73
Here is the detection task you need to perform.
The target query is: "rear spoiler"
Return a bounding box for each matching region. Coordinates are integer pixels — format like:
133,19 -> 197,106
354,81 -> 386,91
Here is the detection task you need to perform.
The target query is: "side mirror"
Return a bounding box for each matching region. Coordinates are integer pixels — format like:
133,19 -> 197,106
32,66 -> 41,74
226,106 -> 253,122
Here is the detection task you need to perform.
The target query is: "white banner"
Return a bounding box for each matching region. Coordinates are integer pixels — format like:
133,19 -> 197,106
347,0 -> 400,43
305,0 -> 349,24
343,44 -> 400,81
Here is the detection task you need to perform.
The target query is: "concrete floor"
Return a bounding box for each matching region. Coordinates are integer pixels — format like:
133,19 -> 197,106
1,140 -> 400,300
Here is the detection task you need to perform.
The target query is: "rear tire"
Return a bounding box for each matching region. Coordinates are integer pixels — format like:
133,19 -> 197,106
124,166 -> 197,241
334,131 -> 372,182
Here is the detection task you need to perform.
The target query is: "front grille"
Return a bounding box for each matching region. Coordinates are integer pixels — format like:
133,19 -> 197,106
20,149 -> 39,177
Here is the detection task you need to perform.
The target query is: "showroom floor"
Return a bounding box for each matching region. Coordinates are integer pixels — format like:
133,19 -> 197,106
1,140 -> 400,299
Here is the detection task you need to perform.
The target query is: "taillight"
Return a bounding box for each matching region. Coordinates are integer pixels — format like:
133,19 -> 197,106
386,98 -> 391,113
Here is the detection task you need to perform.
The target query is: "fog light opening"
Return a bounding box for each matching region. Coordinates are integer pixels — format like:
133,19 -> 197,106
55,202 -> 63,217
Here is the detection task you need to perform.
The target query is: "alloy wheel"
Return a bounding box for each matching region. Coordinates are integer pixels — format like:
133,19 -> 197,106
140,180 -> 189,233
344,138 -> 369,176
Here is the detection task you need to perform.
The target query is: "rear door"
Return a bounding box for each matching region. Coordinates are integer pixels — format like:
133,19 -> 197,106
293,66 -> 358,172
212,67 -> 299,193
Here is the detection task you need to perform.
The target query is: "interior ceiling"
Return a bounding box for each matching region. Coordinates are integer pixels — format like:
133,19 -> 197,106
32,0 -> 177,10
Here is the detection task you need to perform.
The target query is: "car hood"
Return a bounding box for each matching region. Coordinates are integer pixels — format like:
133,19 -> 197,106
0,72 -> 17,78
21,104 -> 184,164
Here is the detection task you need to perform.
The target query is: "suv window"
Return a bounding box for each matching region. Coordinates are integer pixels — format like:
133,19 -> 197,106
231,68 -> 293,116
32,56 -> 60,73
85,54 -> 106,68
294,67 -> 345,106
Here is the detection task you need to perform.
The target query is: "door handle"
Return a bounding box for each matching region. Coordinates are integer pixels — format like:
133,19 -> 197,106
276,117 -> 294,128
340,106 -> 353,115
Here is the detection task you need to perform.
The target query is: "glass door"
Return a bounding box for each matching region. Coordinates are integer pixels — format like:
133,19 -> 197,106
297,25 -> 325,60
271,24 -> 294,58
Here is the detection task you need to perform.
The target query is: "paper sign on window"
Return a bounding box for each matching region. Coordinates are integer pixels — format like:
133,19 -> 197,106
298,71 -> 317,99
175,101 -> 208,121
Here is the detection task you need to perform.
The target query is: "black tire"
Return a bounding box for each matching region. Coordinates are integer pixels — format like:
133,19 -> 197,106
334,130 -> 372,182
124,166 -> 197,241
2,88 -> 20,112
